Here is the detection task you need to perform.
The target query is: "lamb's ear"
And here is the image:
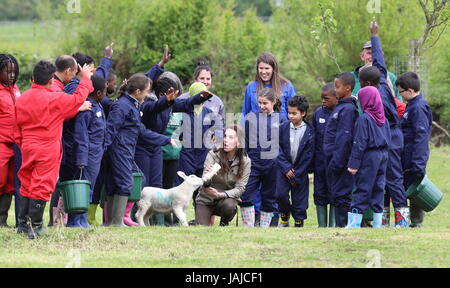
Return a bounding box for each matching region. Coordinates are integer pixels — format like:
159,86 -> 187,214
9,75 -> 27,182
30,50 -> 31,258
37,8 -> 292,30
177,171 -> 187,180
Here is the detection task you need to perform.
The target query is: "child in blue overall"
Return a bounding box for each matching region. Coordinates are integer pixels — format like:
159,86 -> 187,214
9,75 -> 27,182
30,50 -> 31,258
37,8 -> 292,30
60,75 -> 108,228
174,83 -> 218,190
346,86 -> 390,228
136,76 -> 211,225
105,74 -> 175,227
241,88 -> 282,227
323,72 -> 359,227
60,48 -> 114,227
396,72 -> 432,228
277,96 -> 314,228
312,83 -> 338,227
359,20 -> 409,227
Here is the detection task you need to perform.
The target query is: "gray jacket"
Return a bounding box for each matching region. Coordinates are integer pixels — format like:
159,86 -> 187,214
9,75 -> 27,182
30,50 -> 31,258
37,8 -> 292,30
195,150 -> 251,206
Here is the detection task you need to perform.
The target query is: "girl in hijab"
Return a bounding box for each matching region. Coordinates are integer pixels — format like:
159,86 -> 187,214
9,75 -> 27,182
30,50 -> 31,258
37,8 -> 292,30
346,86 -> 391,229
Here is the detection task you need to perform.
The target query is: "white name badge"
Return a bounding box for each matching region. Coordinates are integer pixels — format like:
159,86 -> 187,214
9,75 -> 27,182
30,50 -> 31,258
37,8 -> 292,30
96,111 -> 102,118
140,111 -> 144,117
319,118 -> 326,124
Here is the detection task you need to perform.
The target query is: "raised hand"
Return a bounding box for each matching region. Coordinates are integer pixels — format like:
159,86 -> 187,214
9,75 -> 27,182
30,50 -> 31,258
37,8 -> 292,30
104,42 -> 114,59
370,19 -> 379,36
159,44 -> 172,67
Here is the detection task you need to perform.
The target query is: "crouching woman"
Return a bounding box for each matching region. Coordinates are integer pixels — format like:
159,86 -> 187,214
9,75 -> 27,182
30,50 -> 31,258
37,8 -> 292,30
195,125 -> 251,226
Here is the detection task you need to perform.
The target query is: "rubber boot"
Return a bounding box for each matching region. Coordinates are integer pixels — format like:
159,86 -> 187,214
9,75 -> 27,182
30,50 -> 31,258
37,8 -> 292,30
110,195 -> 128,227
254,213 -> 261,227
410,201 -> 425,228
87,204 -> 99,226
270,213 -> 279,227
372,213 -> 383,229
336,206 -> 349,228
123,202 -> 139,227
240,206 -> 255,227
104,196 -> 113,226
278,212 -> 290,227
316,205 -> 328,228
79,213 -> 92,228
260,211 -> 273,228
17,196 -> 30,234
394,207 -> 410,228
67,213 -> 83,228
0,193 -> 13,227
382,206 -> 390,227
345,210 -> 363,229
152,214 -> 165,226
27,199 -> 47,239
328,205 -> 336,227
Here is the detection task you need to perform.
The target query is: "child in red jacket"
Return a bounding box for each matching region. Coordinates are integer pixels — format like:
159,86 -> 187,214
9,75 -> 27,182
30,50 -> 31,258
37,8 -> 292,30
0,54 -> 21,227
15,60 -> 93,239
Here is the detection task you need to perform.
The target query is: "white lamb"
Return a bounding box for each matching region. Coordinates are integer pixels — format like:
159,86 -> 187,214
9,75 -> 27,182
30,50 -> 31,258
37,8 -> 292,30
135,163 -> 221,226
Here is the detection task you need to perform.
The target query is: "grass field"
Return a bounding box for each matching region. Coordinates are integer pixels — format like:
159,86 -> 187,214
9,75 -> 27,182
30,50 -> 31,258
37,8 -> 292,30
0,21 -> 56,57
1,146 -> 449,268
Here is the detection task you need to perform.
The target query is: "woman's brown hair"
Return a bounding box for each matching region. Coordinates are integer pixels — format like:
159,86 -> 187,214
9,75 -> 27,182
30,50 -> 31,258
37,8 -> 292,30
118,73 -> 151,98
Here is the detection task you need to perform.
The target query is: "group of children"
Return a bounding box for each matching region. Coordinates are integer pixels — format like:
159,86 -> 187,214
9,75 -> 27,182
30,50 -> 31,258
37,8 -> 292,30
0,20 -> 433,238
238,20 -> 432,229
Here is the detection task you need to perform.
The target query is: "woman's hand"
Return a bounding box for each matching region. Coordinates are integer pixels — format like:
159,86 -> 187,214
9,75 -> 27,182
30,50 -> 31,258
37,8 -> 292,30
170,139 -> 179,148
286,169 -> 295,179
203,187 -> 224,199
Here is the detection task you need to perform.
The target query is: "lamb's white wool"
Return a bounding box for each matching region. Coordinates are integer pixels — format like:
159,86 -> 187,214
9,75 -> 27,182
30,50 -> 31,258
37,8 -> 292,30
136,164 -> 221,226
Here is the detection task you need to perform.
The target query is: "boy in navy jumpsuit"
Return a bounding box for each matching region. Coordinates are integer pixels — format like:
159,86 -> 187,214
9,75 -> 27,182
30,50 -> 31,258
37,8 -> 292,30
323,72 -> 359,227
312,83 -> 338,227
359,20 -> 410,227
60,76 -> 108,228
347,86 -> 391,228
396,72 -> 433,228
277,96 -> 314,228
105,74 -> 174,227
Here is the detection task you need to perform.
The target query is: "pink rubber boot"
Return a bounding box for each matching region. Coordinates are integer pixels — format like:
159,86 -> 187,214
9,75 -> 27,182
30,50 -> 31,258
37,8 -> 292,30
123,202 -> 139,227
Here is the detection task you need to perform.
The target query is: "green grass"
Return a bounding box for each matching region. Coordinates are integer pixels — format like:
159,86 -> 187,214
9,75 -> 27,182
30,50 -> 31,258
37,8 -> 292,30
1,146 -> 449,268
0,21 -> 63,58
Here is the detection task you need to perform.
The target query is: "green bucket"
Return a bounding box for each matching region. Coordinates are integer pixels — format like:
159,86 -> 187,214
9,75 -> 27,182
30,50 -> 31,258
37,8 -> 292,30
406,175 -> 443,212
60,180 -> 91,214
128,173 -> 144,202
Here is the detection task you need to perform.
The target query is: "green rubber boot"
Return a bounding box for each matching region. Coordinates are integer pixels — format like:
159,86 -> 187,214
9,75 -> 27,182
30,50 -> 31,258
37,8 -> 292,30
87,204 -> 99,226
316,205 -> 328,228
328,205 -> 336,227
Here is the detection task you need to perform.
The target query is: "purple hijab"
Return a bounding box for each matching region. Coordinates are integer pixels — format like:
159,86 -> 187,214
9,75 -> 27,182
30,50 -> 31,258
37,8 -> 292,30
358,86 -> 385,126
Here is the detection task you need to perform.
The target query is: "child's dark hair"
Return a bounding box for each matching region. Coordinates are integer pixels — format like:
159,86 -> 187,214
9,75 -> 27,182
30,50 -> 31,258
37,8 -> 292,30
288,95 -> 309,117
153,77 -> 177,97
0,54 -> 20,85
55,55 -> 77,72
321,82 -> 336,95
107,71 -> 116,82
90,75 -> 106,95
33,60 -> 56,85
336,72 -> 356,91
193,61 -> 213,80
118,73 -> 151,98
257,87 -> 281,112
396,72 -> 420,92
72,52 -> 95,67
359,66 -> 381,87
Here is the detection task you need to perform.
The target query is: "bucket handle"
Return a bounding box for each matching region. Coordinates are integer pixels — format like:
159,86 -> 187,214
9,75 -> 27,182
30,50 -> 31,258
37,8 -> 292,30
79,167 -> 83,180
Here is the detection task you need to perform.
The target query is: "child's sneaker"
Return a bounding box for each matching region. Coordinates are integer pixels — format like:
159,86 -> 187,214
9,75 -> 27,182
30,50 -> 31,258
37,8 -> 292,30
278,213 -> 290,227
